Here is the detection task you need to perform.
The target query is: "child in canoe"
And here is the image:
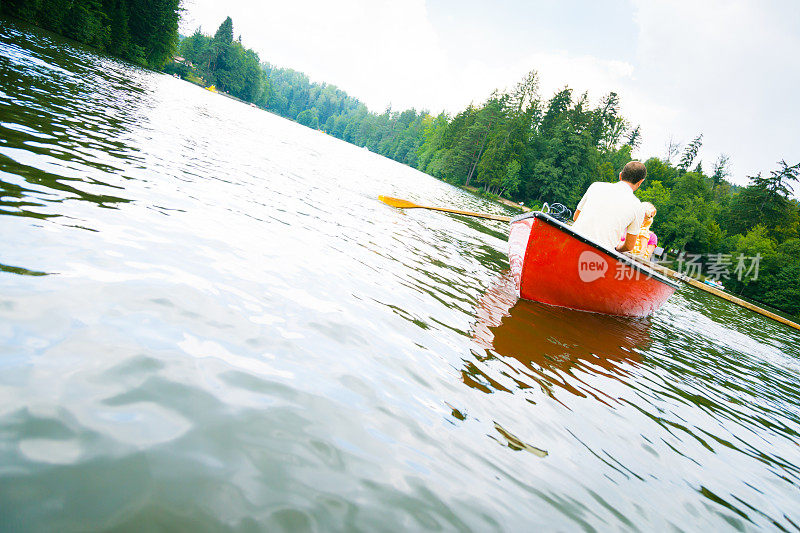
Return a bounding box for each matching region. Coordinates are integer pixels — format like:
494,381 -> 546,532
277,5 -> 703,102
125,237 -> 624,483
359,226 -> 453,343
620,202 -> 658,260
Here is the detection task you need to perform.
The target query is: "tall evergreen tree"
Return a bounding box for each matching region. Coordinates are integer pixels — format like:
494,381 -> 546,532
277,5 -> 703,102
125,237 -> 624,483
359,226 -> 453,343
214,16 -> 234,44
711,154 -> 730,188
677,134 -> 703,173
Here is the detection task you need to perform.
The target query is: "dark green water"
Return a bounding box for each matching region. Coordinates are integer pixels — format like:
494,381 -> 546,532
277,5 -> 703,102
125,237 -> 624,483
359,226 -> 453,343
1,20 -> 799,531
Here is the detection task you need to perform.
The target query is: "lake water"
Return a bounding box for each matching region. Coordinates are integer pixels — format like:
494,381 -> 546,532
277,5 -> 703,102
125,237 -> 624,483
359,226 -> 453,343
1,20 -> 799,531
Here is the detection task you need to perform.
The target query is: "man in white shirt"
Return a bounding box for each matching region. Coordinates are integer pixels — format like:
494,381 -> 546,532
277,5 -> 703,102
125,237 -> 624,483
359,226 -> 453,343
572,161 -> 647,252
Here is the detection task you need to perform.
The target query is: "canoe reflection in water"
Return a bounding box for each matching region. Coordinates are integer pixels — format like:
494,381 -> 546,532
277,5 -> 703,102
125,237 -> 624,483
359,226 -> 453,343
467,271 -> 651,406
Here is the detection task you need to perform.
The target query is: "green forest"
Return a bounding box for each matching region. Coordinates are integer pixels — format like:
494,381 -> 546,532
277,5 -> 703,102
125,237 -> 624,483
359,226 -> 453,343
171,18 -> 268,104
3,9 -> 798,317
1,0 -> 180,68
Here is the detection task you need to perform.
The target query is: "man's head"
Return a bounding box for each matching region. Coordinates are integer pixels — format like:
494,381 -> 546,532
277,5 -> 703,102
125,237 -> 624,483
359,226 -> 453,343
619,161 -> 647,189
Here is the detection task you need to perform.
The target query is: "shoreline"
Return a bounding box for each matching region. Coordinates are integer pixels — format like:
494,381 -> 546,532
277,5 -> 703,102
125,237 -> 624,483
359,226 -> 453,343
460,186 -> 531,213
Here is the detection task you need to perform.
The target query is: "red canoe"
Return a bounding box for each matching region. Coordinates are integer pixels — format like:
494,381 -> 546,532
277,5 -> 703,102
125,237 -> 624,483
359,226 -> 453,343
508,211 -> 680,317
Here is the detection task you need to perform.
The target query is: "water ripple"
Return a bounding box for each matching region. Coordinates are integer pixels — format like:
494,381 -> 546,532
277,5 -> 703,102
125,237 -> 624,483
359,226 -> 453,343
1,19 -> 800,531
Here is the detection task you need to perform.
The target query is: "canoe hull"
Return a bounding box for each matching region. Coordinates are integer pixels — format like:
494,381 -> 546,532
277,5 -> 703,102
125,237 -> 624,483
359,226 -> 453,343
508,212 -> 679,317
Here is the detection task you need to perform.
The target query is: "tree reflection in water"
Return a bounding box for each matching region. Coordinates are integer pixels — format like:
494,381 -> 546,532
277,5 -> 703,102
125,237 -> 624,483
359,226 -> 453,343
467,271 -> 651,406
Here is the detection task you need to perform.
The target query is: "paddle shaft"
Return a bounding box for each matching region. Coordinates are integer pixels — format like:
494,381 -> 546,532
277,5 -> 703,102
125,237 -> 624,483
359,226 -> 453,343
379,196 -> 510,222
403,204 -> 510,222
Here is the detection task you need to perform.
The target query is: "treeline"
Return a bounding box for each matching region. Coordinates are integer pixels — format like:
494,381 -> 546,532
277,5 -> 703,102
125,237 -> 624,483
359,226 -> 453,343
264,60 -> 634,212
1,0 -> 181,68
175,17 -> 268,104
260,62 -> 631,211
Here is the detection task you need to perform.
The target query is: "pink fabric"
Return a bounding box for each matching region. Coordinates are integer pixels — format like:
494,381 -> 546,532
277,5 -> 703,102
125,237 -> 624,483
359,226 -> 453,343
619,232 -> 658,246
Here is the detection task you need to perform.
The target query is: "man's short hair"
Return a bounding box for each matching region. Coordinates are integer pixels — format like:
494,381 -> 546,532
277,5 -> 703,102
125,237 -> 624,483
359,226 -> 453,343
620,161 -> 647,184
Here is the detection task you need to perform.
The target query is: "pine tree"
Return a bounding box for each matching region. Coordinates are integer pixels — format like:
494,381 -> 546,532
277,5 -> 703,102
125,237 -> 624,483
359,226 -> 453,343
214,17 -> 234,44
711,154 -> 730,188
677,134 -> 703,173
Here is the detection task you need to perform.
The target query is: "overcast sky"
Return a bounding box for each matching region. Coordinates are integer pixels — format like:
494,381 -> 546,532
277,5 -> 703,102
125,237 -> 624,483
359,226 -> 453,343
179,0 -> 799,186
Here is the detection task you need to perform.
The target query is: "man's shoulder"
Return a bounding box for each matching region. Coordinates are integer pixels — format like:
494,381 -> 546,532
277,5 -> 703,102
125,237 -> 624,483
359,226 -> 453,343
585,181 -> 613,194
585,180 -> 626,197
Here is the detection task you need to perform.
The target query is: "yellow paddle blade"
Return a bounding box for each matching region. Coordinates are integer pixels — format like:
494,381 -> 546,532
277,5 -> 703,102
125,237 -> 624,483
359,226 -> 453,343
378,195 -> 511,223
379,196 -> 420,209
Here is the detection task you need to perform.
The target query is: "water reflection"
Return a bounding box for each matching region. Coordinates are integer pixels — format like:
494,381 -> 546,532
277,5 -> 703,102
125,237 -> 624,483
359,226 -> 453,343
468,271 -> 648,404
491,421 -> 548,457
0,25 -> 147,222
0,262 -> 49,276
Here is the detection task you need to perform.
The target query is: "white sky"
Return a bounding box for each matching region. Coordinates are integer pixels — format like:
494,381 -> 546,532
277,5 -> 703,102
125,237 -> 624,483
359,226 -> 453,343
179,0 -> 799,186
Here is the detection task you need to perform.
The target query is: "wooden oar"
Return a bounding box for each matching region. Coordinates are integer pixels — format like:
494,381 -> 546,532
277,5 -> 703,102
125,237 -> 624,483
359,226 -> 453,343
379,196 -> 511,222
639,259 -> 800,332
